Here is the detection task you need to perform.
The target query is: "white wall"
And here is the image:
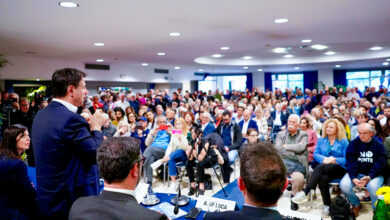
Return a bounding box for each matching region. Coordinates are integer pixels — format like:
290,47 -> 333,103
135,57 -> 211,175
318,68 -> 334,88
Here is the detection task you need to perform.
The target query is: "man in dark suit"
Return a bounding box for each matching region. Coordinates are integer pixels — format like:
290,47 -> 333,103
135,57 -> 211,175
204,141 -> 286,220
69,137 -> 167,220
238,109 -> 258,142
271,103 -> 289,139
32,68 -> 106,219
200,111 -> 216,137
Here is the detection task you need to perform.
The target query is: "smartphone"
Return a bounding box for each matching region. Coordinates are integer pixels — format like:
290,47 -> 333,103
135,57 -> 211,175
159,124 -> 169,130
172,129 -> 182,135
185,207 -> 201,219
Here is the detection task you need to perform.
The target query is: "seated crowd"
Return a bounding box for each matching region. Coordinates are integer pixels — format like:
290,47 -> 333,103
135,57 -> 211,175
1,82 -> 390,219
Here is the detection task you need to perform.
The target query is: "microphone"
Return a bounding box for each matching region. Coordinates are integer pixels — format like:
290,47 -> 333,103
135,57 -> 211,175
174,201 -> 179,214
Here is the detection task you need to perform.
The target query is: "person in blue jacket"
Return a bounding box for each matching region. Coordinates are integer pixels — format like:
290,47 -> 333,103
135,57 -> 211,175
340,123 -> 387,217
0,125 -> 38,219
292,119 -> 349,217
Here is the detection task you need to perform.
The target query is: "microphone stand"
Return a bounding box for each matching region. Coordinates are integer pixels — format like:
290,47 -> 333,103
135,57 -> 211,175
171,162 -> 190,209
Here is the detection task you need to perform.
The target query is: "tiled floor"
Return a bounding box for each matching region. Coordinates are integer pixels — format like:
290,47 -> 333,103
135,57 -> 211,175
146,161 -> 373,220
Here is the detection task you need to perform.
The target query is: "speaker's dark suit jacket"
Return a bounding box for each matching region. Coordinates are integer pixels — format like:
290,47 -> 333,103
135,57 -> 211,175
32,101 -> 103,219
69,190 -> 168,220
204,205 -> 285,220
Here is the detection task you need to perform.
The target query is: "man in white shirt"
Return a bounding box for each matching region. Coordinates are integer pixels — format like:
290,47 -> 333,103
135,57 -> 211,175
115,93 -> 130,112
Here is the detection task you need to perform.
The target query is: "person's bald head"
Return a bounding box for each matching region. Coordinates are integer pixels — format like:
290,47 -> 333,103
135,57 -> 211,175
358,123 -> 375,143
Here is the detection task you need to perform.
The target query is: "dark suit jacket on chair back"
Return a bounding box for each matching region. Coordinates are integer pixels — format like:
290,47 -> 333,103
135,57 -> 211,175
69,190 -> 167,220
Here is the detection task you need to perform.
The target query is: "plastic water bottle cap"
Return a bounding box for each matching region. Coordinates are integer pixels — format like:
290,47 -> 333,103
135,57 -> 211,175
378,195 -> 385,200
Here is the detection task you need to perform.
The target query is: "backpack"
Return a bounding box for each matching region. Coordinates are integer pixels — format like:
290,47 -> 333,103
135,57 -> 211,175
329,195 -> 356,220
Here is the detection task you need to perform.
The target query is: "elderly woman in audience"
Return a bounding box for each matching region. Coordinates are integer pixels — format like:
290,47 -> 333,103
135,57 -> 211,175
292,119 -> 349,217
253,108 -> 268,140
112,107 -> 126,127
299,115 -> 318,165
0,125 -> 38,219
161,117 -> 190,192
113,120 -> 131,137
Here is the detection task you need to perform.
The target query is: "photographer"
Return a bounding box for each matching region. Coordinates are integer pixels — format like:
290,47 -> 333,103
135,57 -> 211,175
186,128 -> 227,196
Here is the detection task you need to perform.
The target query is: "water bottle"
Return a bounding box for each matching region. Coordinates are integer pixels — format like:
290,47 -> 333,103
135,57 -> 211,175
373,194 -> 390,220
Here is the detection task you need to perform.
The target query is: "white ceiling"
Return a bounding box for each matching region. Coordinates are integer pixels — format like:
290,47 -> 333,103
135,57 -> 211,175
0,0 -> 390,74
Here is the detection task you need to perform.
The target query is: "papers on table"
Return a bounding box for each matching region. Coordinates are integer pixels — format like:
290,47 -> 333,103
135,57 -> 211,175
148,202 -> 187,219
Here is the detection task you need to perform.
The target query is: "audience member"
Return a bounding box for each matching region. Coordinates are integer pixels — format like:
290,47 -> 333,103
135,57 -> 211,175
292,119 -> 349,217
340,123 -> 387,217
204,141 -> 286,220
69,137 -> 167,220
0,125 -> 38,219
275,114 -> 308,211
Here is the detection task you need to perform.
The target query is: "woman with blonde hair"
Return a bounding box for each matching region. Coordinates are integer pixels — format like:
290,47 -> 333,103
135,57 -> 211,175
113,120 -> 131,137
161,117 -> 190,192
292,118 -> 349,217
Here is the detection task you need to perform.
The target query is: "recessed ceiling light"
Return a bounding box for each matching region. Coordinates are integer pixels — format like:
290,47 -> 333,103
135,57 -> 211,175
242,56 -> 253,60
169,32 -> 181,37
212,54 -> 223,58
142,63 -> 148,66
294,67 -> 300,70
284,54 -> 294,58
157,52 -> 166,56
370,46 -> 383,51
243,66 -> 249,69
301,39 -> 312,43
324,51 -> 336,55
96,59 -> 104,62
59,1 -> 78,8
36,79 -> 40,81
274,18 -> 288,24
273,47 -> 287,53
257,69 -> 263,72
311,44 -> 328,50
220,47 -> 230,50
383,62 -> 389,66
386,58 -> 390,61
174,66 -> 180,70
335,65 -> 341,68
94,42 -> 104,47
198,69 -> 204,71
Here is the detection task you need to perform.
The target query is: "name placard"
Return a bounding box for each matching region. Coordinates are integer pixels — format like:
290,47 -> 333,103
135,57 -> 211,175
195,195 -> 236,212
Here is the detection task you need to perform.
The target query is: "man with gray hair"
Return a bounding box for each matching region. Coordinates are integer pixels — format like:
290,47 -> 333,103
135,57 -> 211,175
101,113 -> 117,138
143,115 -> 171,185
201,111 -> 215,136
69,137 -> 167,220
340,123 -> 387,217
275,114 -> 308,211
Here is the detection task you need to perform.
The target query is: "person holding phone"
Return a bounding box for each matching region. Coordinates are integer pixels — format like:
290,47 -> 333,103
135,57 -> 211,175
161,118 -> 190,192
144,115 -> 171,186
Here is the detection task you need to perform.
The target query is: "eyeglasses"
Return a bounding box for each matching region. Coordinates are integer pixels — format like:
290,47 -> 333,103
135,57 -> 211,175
248,134 -> 258,137
131,156 -> 146,169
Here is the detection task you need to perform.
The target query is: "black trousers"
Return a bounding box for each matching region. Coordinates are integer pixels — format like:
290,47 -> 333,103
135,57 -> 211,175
304,163 -> 346,206
186,156 -> 218,183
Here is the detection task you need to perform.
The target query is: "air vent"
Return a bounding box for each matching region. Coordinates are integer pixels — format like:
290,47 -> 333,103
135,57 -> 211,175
85,63 -> 110,70
154,68 -> 169,74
